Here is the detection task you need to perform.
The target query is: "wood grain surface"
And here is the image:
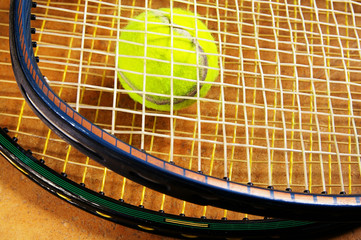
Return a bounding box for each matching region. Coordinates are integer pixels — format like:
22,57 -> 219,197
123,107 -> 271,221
0,1 -> 361,239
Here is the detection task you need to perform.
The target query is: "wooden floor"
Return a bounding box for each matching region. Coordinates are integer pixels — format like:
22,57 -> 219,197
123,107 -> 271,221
0,1 -> 361,239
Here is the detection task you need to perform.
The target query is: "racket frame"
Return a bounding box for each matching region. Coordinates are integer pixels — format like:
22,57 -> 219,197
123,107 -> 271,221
9,0 -> 361,221
3,126 -> 347,239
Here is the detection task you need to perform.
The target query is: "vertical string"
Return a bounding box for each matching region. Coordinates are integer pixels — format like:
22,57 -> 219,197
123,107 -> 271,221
284,0 -> 309,191
251,0 -> 272,187
330,0 -> 359,194
297,0 -> 327,193
348,1 -> 361,183
76,0 -> 88,112
140,1 -> 149,151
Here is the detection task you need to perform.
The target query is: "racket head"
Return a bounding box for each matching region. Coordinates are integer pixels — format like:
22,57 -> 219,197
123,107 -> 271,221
2,126 -> 345,239
3,1 -> 361,238
9,0 -> 361,221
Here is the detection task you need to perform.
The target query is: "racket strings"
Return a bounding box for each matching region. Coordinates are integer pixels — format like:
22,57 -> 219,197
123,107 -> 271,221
329,2 -> 361,194
297,2 -> 326,193
326,2 -> 361,194
315,2 -> 346,193
30,0 -> 361,198
33,0 -> 151,214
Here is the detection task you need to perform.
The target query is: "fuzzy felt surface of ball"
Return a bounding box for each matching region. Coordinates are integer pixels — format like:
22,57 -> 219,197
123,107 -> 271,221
117,8 -> 219,111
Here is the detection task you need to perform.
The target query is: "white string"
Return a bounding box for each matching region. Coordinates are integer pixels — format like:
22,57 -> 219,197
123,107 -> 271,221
268,0 -> 291,189
214,1 -> 228,179
234,0 -> 252,183
284,1 -> 309,191
33,0 -> 361,192
330,0 -> 359,193
112,0 -> 121,136
195,0 -> 202,173
348,1 -> 361,180
297,1 -> 327,193
140,2 -> 149,151
312,0 -> 345,193
75,0 -> 89,112
169,3 -> 175,162
251,1 -> 273,187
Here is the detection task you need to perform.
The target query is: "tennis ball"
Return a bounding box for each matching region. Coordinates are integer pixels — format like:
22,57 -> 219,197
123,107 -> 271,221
117,8 -> 219,111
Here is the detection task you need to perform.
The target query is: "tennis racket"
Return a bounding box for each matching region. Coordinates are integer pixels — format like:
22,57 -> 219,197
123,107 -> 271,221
2,5 -> 348,238
4,127 -> 346,239
3,2 -> 350,239
10,0 -> 361,220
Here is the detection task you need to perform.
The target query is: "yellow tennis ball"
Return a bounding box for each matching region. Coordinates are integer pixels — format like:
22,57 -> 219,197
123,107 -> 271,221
117,8 -> 219,111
